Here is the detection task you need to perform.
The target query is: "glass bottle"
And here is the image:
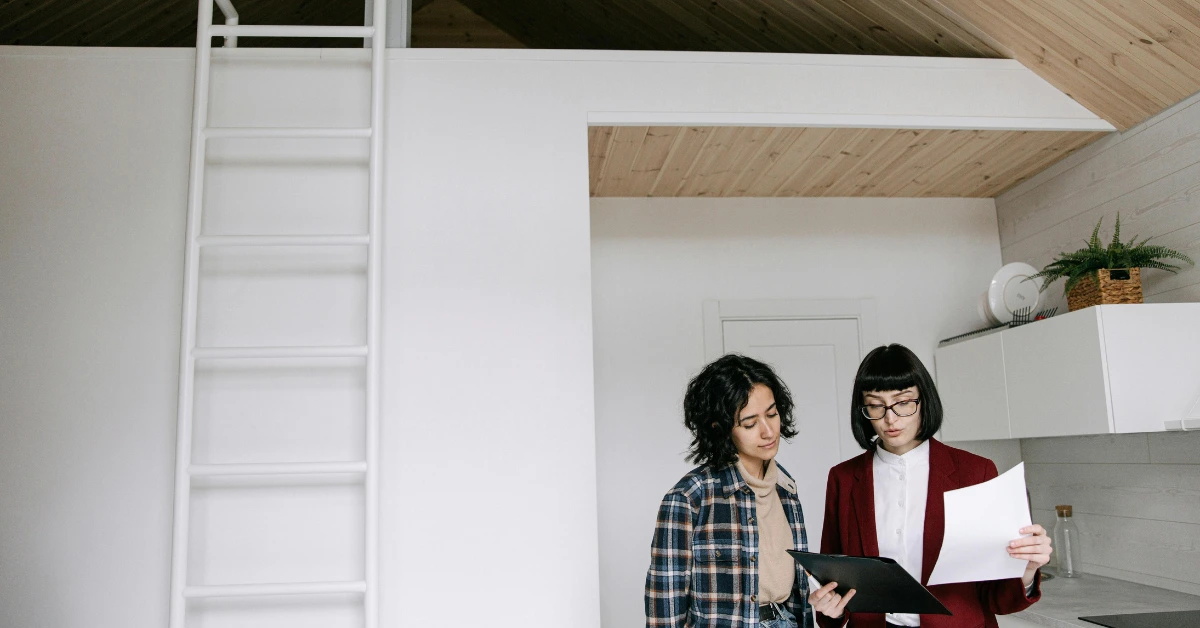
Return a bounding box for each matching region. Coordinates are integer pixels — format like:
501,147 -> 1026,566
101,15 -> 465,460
1053,504 -> 1081,578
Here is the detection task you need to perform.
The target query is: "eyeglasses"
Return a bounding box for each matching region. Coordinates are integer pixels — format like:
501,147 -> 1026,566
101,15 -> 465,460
861,398 -> 920,421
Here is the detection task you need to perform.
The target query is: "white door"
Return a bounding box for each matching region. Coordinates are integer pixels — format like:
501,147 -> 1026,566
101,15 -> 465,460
721,317 -> 863,548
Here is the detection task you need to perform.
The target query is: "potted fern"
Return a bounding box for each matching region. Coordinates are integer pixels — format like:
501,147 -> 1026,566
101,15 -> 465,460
1027,214 -> 1194,312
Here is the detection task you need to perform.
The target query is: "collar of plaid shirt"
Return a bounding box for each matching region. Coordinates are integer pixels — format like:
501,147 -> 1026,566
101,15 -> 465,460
720,461 -> 799,499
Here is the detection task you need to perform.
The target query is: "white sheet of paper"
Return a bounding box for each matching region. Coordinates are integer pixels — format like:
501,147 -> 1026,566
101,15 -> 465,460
926,462 -> 1032,586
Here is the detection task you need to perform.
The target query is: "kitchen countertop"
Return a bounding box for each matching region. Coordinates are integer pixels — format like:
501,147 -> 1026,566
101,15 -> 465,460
1012,573 -> 1200,628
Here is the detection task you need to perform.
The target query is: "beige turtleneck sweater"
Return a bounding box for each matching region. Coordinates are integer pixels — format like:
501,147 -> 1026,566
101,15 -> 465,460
738,459 -> 795,604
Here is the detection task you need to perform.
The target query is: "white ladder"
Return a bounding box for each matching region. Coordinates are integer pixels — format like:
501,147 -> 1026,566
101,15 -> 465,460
167,0 -> 386,626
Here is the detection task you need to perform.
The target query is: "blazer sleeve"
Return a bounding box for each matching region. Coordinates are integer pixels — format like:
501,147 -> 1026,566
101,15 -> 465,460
820,469 -> 841,556
974,460 -> 1042,615
816,470 -> 850,628
645,491 -> 694,628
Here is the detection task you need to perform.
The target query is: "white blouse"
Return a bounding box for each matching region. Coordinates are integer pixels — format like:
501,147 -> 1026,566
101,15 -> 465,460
873,439 -> 931,627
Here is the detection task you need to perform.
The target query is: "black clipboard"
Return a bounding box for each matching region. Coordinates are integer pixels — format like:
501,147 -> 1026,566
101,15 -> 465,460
787,550 -> 952,616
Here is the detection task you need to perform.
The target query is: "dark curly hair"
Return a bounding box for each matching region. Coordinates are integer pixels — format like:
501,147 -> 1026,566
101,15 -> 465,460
850,343 -> 943,450
683,354 -> 797,470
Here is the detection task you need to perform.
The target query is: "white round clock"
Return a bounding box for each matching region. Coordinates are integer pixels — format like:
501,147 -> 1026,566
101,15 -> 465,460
977,262 -> 1040,325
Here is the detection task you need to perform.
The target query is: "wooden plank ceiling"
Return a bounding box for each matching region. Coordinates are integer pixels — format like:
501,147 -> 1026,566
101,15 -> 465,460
434,0 -> 998,57
933,0 -> 1200,130
588,126 -> 1105,198
0,0 -> 366,48
4,0 -> 1198,128
411,0 -> 524,49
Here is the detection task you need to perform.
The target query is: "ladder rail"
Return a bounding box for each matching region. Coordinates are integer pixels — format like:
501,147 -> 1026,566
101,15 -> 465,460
203,126 -> 372,138
192,345 -> 369,359
184,580 -> 368,598
365,0 -> 386,626
210,24 -> 375,39
364,0 -> 384,624
196,234 -> 370,247
213,0 -> 238,47
189,461 -> 368,476
168,0 -> 216,625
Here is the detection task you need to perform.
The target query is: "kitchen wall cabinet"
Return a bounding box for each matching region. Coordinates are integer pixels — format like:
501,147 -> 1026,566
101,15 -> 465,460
936,332 -> 1012,441
935,304 -> 1200,440
1003,308 -> 1112,437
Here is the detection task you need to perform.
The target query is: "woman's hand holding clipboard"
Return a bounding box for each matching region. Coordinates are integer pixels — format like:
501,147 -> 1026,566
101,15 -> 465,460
807,576 -> 856,619
788,550 -> 952,616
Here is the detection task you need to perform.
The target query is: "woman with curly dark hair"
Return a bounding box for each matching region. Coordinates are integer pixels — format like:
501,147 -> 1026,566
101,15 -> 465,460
645,354 -> 851,628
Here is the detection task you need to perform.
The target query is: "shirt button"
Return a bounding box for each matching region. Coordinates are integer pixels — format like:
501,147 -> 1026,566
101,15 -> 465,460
899,474 -> 906,480
748,517 -> 756,525
898,500 -> 904,506
896,529 -> 902,535
751,555 -> 757,563
751,595 -> 757,603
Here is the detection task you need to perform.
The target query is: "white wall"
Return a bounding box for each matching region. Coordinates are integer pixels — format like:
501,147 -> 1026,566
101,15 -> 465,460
0,48 -> 193,627
0,44 -> 1106,628
997,85 -> 1200,596
590,197 -> 1009,628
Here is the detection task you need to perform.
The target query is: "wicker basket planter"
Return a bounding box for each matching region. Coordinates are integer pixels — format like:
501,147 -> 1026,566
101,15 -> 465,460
1067,267 -> 1143,311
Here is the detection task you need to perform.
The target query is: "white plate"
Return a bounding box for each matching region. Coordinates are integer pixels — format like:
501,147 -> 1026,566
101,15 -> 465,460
978,262 -> 1040,325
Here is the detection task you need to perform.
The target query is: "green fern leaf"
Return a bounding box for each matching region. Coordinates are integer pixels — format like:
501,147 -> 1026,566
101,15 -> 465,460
1029,213 -> 1195,294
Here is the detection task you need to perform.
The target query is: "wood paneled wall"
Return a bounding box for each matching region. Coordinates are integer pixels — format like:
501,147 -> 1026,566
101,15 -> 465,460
1023,432 -> 1200,595
590,126 -> 1104,198
997,90 -> 1200,309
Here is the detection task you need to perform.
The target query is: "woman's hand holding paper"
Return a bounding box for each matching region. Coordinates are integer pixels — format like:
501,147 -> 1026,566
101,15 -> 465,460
1007,524 -> 1053,587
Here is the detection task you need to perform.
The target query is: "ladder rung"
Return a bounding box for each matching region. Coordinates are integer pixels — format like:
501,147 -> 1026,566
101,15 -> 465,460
189,461 -> 368,477
193,346 -> 369,360
204,127 -> 372,139
208,25 -> 374,39
183,580 -> 367,599
197,235 -> 370,247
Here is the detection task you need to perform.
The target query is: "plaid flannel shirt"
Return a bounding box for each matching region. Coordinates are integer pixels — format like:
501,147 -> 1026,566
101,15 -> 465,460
646,462 -> 813,628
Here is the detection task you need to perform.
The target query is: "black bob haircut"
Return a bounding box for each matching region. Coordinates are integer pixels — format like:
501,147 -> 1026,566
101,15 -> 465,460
683,354 -> 796,470
850,343 -> 943,451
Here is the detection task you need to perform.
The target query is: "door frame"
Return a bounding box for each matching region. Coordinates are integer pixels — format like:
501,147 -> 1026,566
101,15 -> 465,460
702,298 -> 879,362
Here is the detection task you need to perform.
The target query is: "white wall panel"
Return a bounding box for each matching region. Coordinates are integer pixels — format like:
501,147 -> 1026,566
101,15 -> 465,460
0,48 -> 193,628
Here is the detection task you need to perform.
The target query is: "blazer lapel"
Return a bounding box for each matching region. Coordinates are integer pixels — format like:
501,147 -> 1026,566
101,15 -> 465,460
922,439 -> 956,585
850,453 -> 879,557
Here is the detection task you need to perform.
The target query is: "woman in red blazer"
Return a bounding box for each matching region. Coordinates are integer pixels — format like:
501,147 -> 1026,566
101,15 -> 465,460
809,344 -> 1052,628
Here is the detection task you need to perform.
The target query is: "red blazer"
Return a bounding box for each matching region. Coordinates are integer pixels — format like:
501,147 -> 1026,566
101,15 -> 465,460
817,439 -> 1040,628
